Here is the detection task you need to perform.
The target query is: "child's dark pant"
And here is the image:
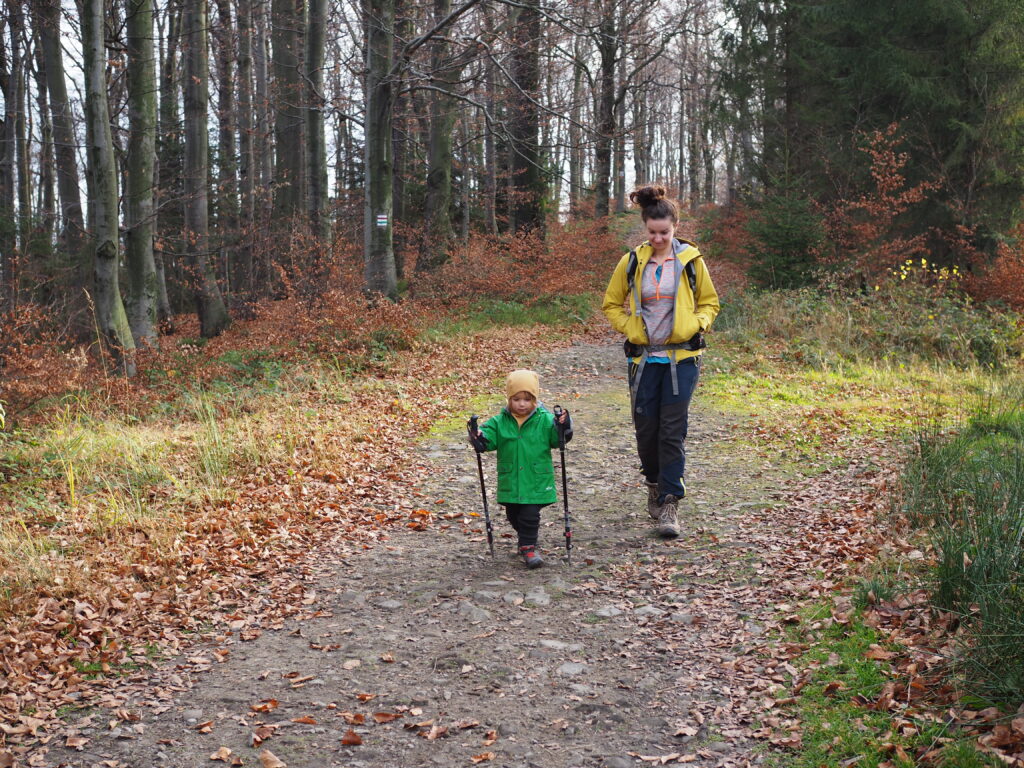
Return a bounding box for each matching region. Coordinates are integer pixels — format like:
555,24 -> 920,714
503,503 -> 545,547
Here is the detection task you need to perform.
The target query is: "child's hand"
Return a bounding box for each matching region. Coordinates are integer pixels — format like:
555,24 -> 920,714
468,429 -> 488,453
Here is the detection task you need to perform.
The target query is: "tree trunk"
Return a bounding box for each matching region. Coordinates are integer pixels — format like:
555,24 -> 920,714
36,0 -> 85,261
482,36 -> 498,234
305,0 -> 329,243
183,0 -> 230,336
12,3 -> 30,263
417,0 -> 457,273
213,0 -> 238,293
33,41 -> 56,246
272,0 -> 304,222
236,0 -> 256,298
613,99 -> 625,212
83,0 -> 136,373
507,0 -> 544,234
568,45 -> 584,217
593,8 -> 616,219
157,0 -> 182,321
0,19 -> 15,308
126,0 -> 159,349
363,0 -> 397,297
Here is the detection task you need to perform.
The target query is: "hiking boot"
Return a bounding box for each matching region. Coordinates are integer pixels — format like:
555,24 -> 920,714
656,495 -> 680,538
519,545 -> 544,569
645,481 -> 659,519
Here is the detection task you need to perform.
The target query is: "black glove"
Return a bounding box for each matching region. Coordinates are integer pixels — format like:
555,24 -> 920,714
467,416 -> 488,453
553,406 -> 573,444
623,340 -> 644,358
469,430 -> 488,453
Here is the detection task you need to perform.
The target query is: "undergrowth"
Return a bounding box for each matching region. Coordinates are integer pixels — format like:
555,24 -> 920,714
897,383 -> 1024,702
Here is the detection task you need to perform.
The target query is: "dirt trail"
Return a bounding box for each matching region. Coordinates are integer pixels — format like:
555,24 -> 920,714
46,333 -> 811,768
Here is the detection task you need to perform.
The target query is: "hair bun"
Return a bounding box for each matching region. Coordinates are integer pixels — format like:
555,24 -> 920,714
628,184 -> 668,210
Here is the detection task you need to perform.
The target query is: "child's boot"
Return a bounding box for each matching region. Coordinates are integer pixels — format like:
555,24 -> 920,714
519,545 -> 544,569
656,495 -> 681,538
645,481 -> 659,519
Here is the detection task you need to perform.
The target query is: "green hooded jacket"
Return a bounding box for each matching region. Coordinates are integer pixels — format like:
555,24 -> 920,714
479,404 -> 571,505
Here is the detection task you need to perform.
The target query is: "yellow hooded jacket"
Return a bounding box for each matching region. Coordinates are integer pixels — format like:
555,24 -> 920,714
602,239 -> 721,363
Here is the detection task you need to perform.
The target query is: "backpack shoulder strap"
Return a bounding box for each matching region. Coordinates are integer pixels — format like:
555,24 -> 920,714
626,249 -> 638,292
685,258 -> 698,310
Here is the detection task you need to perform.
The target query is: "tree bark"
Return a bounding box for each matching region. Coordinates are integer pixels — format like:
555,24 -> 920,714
183,0 -> 230,336
126,0 -> 159,348
213,0 -> 238,292
32,39 -> 56,245
83,0 -> 136,373
12,2 -> 30,263
507,0 -> 544,234
157,0 -> 182,322
236,0 -> 256,298
593,6 -> 616,219
305,0 -> 329,243
0,18 -> 15,308
363,0 -> 397,297
417,0 -> 457,273
272,0 -> 305,222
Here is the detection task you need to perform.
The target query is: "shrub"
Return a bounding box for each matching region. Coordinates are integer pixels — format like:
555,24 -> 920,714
897,387 -> 1024,700
745,191 -> 826,289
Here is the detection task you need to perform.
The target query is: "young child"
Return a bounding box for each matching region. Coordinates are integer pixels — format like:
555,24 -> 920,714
469,370 -> 572,569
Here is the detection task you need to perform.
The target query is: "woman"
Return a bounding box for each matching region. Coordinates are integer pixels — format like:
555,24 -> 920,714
602,185 -> 720,538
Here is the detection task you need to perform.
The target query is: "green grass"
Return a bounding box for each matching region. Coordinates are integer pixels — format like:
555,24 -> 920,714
775,605 -> 999,768
421,293 -> 598,342
896,383 -> 1024,702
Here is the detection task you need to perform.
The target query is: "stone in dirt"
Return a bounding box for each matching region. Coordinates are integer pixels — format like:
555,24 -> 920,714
503,590 -> 526,604
633,605 -> 664,617
670,612 -> 696,625
525,588 -> 551,607
457,602 -> 492,623
595,605 -> 622,618
556,662 -> 587,676
376,599 -> 403,610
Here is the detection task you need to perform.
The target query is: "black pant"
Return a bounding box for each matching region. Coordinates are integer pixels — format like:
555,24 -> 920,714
632,358 -> 700,502
503,503 -> 545,547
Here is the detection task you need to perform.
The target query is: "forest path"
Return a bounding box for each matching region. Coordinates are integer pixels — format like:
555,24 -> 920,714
46,333 -> 845,768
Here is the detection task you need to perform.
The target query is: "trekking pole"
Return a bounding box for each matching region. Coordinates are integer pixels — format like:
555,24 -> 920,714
468,416 -> 495,557
553,406 -> 572,566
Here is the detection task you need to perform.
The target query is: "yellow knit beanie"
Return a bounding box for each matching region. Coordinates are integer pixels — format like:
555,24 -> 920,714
505,369 -> 540,400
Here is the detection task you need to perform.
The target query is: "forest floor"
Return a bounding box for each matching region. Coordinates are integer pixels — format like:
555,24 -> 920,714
39,331 -> 891,768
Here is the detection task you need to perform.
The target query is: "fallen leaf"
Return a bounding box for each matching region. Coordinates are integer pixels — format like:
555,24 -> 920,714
258,749 -> 286,768
291,716 -> 317,725
250,699 -> 279,713
356,693 -> 376,701
455,718 -> 480,729
342,659 -> 361,670
341,729 -> 363,746
471,752 -> 495,764
341,713 -> 365,725
210,746 -> 234,762
380,653 -> 395,663
483,729 -> 498,746
373,712 -> 400,723
65,735 -> 90,750
196,720 -> 215,733
421,724 -> 449,740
